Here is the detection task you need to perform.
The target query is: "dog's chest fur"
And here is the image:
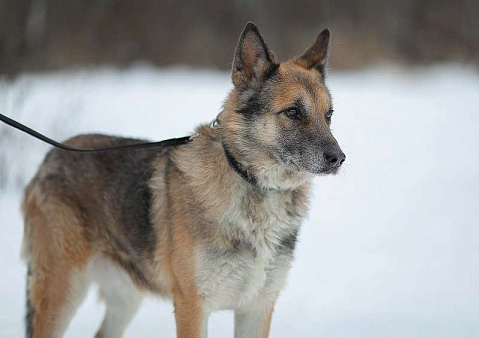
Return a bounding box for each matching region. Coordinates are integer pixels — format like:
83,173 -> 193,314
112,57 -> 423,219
194,188 -> 310,310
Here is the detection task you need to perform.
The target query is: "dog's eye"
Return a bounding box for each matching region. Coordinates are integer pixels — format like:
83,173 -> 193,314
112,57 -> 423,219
284,108 -> 301,120
326,109 -> 334,119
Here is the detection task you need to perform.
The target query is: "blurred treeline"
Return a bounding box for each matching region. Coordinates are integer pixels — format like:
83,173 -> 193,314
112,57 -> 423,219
1,0 -> 478,75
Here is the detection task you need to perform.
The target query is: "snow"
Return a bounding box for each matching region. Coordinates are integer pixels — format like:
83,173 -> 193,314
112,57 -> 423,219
1,63 -> 478,337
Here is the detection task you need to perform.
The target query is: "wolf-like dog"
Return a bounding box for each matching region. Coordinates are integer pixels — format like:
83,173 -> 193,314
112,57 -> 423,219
22,22 -> 345,338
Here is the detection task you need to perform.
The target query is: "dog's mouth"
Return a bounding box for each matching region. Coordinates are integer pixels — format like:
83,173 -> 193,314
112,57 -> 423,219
323,166 -> 340,175
279,154 -> 340,176
306,165 -> 341,175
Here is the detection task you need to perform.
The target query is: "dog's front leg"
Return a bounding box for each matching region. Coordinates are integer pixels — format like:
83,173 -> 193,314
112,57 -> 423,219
234,301 -> 275,338
173,293 -> 208,338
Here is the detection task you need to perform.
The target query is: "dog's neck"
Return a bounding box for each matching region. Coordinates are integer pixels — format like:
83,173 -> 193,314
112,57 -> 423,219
170,125 -> 312,240
172,124 -> 312,192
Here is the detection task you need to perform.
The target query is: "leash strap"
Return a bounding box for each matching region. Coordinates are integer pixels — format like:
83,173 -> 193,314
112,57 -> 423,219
1,112 -> 264,189
0,113 -> 191,153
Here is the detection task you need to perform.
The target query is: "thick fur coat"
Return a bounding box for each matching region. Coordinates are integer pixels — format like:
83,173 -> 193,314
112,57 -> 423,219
22,22 -> 344,338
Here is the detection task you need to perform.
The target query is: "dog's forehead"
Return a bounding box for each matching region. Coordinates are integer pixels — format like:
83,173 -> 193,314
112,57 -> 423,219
268,63 -> 331,112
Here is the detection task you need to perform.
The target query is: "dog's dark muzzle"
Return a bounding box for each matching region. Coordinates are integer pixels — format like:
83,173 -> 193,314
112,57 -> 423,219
280,130 -> 345,174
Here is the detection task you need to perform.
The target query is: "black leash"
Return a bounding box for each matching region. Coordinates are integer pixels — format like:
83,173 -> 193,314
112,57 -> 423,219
1,112 -> 262,189
0,113 -> 191,153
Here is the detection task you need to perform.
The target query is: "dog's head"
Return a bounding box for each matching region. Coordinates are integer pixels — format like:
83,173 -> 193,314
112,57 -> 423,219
219,22 -> 345,188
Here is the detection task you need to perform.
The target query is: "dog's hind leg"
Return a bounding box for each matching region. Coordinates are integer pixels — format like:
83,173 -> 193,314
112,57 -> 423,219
26,262 -> 90,338
23,188 -> 92,337
92,258 -> 143,338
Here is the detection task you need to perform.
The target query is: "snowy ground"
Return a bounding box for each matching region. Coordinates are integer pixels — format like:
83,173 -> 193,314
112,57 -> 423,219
0,64 -> 478,337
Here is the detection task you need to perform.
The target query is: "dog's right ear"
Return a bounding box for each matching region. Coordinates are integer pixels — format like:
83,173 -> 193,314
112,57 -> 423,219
232,22 -> 277,89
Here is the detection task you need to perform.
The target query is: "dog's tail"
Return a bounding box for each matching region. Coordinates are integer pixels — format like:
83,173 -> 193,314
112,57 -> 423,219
25,265 -> 35,338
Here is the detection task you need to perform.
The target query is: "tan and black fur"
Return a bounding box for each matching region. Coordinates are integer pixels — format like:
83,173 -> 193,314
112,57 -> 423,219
22,22 -> 345,338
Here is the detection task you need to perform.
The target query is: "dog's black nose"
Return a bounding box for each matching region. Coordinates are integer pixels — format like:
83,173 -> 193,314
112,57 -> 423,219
324,150 -> 346,167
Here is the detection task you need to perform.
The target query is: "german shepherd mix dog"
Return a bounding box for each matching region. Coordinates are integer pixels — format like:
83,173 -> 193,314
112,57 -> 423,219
22,22 -> 345,338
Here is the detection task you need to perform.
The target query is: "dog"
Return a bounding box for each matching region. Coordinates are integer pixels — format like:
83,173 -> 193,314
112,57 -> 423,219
21,22 -> 345,338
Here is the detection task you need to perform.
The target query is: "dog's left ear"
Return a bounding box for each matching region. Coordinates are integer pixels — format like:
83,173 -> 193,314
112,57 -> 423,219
295,29 -> 331,77
232,22 -> 277,89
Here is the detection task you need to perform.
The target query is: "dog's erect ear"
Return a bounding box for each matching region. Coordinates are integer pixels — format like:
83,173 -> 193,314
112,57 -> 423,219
232,22 -> 277,89
295,29 -> 330,76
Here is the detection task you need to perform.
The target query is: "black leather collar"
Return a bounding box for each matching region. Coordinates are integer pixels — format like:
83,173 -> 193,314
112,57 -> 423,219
222,143 -> 258,188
